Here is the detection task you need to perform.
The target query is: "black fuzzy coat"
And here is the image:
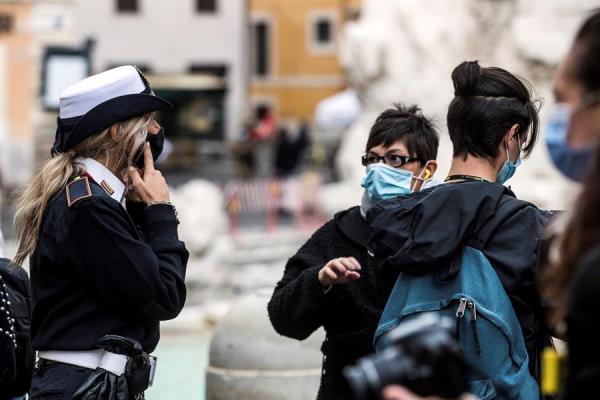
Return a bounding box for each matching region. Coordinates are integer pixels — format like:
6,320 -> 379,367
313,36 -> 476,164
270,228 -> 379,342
268,206 -> 392,400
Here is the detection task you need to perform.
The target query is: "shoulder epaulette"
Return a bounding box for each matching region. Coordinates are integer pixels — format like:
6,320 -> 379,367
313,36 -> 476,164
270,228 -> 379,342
66,176 -> 93,207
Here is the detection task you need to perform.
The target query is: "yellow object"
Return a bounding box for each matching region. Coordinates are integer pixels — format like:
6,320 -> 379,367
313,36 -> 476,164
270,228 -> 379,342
541,347 -> 561,395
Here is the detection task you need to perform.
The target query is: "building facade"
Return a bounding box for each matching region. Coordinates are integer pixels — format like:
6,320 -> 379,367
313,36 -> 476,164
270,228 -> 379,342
249,0 -> 360,123
0,0 -> 34,187
71,0 -> 248,149
0,0 -> 75,187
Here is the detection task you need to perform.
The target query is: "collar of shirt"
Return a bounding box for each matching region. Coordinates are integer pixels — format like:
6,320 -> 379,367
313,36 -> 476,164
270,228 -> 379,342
75,157 -> 126,206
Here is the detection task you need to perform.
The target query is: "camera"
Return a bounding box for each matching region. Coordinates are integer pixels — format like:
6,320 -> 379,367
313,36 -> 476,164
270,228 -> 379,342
343,314 -> 469,400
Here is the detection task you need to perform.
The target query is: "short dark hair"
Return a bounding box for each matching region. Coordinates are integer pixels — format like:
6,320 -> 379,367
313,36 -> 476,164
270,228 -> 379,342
572,9 -> 600,92
365,104 -> 439,163
447,61 -> 540,160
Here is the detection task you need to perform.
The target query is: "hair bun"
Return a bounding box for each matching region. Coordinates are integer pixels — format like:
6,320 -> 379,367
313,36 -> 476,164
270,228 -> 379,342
452,61 -> 482,97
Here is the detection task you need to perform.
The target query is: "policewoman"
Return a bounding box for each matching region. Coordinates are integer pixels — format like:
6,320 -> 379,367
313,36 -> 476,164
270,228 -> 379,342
13,66 -> 188,399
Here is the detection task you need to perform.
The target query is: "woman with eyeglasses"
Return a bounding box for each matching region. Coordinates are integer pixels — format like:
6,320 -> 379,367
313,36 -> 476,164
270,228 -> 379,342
268,104 -> 439,400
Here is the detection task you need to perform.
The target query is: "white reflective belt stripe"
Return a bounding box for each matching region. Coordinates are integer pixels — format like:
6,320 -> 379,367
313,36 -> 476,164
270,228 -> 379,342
99,351 -> 128,376
38,350 -> 104,370
38,350 -> 128,375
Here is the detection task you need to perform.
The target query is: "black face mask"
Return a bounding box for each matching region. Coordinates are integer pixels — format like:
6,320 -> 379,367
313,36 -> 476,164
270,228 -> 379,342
133,127 -> 165,169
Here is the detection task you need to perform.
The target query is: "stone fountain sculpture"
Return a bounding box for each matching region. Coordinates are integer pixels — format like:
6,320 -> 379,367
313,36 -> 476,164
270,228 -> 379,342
321,0 -> 597,216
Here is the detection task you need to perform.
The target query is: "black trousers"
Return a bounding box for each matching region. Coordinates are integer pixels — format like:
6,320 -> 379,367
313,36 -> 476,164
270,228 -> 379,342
29,361 -> 93,400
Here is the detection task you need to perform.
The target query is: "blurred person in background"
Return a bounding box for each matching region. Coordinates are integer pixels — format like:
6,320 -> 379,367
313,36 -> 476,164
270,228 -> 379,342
251,104 -> 277,177
1,161 -> 33,400
268,104 -> 439,400
542,9 -> 600,400
274,120 -> 311,179
232,119 -> 257,179
13,66 -> 188,399
0,252 -> 34,400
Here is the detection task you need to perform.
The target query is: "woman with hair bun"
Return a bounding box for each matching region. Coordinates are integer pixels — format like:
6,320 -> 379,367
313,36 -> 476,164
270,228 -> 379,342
370,60 -> 553,400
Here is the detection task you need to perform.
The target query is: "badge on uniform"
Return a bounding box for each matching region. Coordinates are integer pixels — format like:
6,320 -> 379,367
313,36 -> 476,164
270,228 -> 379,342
66,176 -> 93,207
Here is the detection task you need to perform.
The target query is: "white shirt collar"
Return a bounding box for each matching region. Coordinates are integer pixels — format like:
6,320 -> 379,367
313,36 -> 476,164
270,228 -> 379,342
76,157 -> 126,205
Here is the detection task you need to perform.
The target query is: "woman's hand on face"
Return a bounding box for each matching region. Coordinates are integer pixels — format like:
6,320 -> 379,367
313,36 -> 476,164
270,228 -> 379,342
318,257 -> 361,289
125,170 -> 144,202
382,386 -> 476,400
127,142 -> 170,203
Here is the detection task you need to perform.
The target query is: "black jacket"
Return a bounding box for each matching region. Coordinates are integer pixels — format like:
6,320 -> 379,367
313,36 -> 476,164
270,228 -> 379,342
30,177 -> 188,353
268,206 -> 389,400
367,181 -> 553,379
565,246 -> 600,399
0,258 -> 33,399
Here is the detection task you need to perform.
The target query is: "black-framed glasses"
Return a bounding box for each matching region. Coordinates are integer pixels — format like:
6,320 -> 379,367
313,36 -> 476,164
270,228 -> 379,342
361,153 -> 421,168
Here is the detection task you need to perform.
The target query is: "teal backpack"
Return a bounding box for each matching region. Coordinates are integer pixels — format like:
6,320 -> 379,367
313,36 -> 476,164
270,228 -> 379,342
374,218 -> 540,400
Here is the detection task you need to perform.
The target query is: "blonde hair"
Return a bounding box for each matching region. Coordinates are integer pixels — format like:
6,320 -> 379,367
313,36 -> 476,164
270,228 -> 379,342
12,113 -> 153,266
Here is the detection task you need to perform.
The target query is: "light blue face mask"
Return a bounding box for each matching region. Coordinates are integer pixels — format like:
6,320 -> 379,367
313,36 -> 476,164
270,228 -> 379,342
496,134 -> 522,184
545,103 -> 595,182
361,163 -> 413,202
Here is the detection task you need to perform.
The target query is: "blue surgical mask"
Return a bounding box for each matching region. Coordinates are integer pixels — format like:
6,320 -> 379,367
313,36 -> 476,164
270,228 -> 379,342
545,103 -> 595,182
361,163 -> 413,202
496,135 -> 522,184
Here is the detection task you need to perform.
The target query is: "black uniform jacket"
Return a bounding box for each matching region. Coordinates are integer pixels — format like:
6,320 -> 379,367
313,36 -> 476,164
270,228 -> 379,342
30,177 -> 188,353
366,181 -> 553,379
268,206 -> 388,400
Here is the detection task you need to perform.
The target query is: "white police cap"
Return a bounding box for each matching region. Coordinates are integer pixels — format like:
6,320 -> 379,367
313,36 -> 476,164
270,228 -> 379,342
52,65 -> 172,155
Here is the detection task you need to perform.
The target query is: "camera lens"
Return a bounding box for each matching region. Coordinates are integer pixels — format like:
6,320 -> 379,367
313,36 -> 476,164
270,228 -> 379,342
343,363 -> 372,400
344,347 -> 413,400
